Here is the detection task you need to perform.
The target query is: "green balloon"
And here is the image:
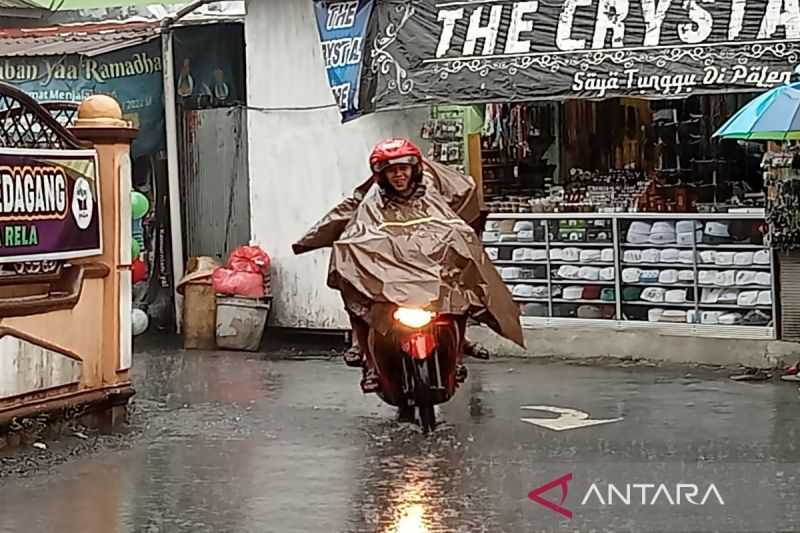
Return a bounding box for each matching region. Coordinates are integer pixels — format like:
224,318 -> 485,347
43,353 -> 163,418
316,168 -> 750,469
131,191 -> 150,220
131,239 -> 141,258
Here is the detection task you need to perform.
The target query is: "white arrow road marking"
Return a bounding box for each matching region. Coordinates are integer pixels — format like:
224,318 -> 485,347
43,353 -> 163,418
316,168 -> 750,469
520,405 -> 623,431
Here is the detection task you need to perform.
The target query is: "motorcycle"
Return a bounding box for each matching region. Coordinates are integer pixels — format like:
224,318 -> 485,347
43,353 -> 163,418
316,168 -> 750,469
367,307 -> 466,433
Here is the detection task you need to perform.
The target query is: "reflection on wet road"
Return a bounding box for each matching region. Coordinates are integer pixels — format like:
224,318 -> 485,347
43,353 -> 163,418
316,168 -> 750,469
1,349 -> 799,532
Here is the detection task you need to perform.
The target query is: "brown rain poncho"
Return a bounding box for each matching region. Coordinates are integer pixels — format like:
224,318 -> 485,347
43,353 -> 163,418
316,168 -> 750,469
293,159 -> 524,347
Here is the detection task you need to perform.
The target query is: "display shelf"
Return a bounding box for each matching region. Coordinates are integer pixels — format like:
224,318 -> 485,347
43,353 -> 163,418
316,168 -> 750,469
621,262 -> 770,269
494,260 -> 548,266
623,301 -> 698,307
485,241 -> 548,246
551,279 -> 615,285
551,260 -> 614,265
486,212 -> 777,339
622,243 -> 767,250
552,298 -> 611,304
549,242 -> 614,247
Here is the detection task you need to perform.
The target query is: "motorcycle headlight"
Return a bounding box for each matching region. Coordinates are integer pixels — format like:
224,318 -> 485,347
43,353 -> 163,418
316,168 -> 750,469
394,308 -> 435,329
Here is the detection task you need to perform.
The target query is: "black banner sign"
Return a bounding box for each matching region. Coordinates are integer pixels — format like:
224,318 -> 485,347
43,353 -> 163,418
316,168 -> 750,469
354,0 -> 800,117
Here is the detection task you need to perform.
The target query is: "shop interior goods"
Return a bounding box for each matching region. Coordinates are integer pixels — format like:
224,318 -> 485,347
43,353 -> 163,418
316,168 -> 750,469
764,148 -> 800,251
421,110 -> 466,174
484,214 -> 774,333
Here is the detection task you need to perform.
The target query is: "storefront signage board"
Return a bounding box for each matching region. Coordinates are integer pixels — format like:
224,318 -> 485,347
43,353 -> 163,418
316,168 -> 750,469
336,0 -> 800,119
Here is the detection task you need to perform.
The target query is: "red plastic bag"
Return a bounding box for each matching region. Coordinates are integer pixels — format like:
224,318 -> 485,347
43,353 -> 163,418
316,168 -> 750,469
227,245 -> 270,274
212,268 -> 264,298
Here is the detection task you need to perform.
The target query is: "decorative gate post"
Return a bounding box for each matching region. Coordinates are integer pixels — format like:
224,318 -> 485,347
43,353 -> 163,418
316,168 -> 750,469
71,95 -> 139,400
0,86 -> 138,436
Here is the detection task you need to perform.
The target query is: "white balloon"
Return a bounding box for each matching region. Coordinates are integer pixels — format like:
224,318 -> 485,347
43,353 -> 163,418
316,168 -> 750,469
132,308 -> 149,336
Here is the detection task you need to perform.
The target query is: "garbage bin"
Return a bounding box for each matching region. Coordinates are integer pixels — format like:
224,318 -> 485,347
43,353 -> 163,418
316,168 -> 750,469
216,296 -> 271,351
178,256 -> 221,350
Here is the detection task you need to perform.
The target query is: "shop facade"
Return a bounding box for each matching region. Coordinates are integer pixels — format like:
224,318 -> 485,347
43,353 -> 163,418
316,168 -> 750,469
290,0 -> 800,360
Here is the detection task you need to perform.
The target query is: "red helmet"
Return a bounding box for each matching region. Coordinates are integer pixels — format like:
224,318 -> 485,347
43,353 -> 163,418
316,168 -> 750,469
369,138 -> 422,174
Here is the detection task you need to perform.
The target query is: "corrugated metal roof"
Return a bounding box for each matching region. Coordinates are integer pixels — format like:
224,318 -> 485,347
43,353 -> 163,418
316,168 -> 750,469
0,21 -> 160,57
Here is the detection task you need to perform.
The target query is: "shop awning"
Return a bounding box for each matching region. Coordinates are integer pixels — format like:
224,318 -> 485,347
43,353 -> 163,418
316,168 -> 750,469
318,0 -> 800,121
0,21 -> 160,57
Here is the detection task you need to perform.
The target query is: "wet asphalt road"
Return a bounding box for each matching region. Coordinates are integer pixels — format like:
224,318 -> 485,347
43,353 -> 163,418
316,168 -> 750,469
1,340 -> 799,533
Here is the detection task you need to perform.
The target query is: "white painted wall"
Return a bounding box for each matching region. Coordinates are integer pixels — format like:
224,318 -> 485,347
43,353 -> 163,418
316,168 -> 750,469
245,0 -> 429,329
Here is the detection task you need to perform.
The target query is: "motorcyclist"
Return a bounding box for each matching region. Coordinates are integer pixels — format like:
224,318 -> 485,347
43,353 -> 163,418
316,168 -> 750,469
345,138 -> 488,393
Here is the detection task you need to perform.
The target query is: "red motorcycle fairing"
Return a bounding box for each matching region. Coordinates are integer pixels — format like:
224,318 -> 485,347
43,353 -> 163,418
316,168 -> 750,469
367,315 -> 465,409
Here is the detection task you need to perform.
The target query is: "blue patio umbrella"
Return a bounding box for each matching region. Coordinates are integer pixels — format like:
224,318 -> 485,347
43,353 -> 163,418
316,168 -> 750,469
713,82 -> 800,141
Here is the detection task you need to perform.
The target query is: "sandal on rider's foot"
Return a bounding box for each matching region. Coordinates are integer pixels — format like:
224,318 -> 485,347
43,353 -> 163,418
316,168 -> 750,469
466,344 -> 491,360
456,364 -> 468,383
360,370 -> 380,393
343,346 -> 364,368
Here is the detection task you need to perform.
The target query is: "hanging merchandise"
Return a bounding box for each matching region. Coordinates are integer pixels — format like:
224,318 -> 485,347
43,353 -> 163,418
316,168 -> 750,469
421,110 -> 466,173
763,148 -> 800,251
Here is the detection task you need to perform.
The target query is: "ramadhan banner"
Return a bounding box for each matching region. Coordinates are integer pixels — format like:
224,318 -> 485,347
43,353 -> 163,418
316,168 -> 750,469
352,0 -> 800,118
0,149 -> 101,263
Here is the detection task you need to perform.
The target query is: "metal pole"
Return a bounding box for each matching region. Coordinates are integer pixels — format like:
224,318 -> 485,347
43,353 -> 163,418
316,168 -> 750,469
161,30 -> 184,333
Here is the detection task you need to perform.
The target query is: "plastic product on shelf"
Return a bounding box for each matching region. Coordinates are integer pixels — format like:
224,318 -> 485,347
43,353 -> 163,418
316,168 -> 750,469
622,268 -> 641,282
501,267 -> 522,280
658,310 -> 687,322
677,231 -> 703,246
582,286 -> 602,299
735,271 -> 758,285
639,270 -> 659,283
665,289 -> 687,303
648,308 -> 664,322
580,249 -> 602,263
734,252 -> 754,266
485,220 -> 500,232
758,291 -> 773,305
678,250 -> 697,264
557,265 -> 581,279
514,221 -> 534,232
601,248 -> 614,262
483,231 -> 499,242
520,266 -> 548,279
700,250 -> 717,264
755,272 -> 772,285
561,248 -> 581,261
737,291 -> 759,306
578,266 -> 601,280
499,233 -> 517,242
486,248 -> 499,261
715,270 -> 736,286
513,285 -> 549,298
719,288 -> 739,303
715,252 -> 735,266
650,221 -> 677,244
704,221 -> 731,244
601,287 -> 616,301
623,250 -> 643,263
741,310 -> 771,325
627,221 -> 652,243
699,271 -> 717,284
679,270 -> 695,281
676,220 -> 702,234
563,286 -> 584,299
641,249 -> 660,263
641,287 -> 665,302
701,287 -> 721,303
550,249 -> 563,260
600,267 -> 615,281
623,287 -> 643,301
719,312 -> 743,325
517,230 -> 535,242
660,248 -> 680,263
659,270 -> 679,284
753,249 -> 770,264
